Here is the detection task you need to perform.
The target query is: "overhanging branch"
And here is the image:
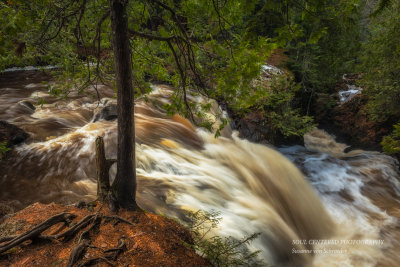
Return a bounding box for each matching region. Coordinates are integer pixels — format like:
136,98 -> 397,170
128,29 -> 178,42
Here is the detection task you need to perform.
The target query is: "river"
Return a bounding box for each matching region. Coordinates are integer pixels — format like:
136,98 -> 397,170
0,71 -> 399,267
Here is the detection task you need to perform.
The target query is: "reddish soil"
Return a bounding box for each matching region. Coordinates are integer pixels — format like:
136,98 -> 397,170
0,202 -> 209,267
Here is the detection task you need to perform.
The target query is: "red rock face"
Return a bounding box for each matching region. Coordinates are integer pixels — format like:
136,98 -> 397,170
331,94 -> 388,150
315,73 -> 397,152
237,111 -> 272,144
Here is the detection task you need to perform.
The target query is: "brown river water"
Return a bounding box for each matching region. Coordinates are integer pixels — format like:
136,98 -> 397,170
0,70 -> 400,267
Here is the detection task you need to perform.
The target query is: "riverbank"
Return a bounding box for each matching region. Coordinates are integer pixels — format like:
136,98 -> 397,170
0,202 -> 209,267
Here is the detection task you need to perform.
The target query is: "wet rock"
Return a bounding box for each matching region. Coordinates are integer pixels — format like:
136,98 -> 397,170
331,94 -> 391,151
19,101 -> 35,111
342,73 -> 362,85
343,146 -> 353,153
231,110 -> 303,146
0,120 -> 29,146
237,111 -> 272,144
93,104 -> 117,122
75,201 -> 87,209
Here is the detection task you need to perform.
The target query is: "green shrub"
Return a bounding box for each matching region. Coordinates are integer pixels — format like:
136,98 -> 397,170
382,123 -> 400,155
243,74 -> 315,140
0,142 -> 10,160
182,210 -> 268,267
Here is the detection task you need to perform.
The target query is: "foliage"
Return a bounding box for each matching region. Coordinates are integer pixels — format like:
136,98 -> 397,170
284,0 -> 362,97
0,0 -> 372,143
0,0 -> 319,140
227,71 -> 315,139
370,0 -> 393,17
257,75 -> 315,138
182,210 -> 267,267
382,123 -> 400,155
232,0 -> 364,121
360,0 -> 400,121
358,0 -> 400,154
0,142 -> 11,160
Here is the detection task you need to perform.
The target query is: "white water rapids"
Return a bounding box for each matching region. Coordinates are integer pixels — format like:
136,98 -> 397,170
0,71 -> 399,266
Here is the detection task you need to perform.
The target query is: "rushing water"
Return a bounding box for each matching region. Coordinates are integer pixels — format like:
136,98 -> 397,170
0,71 -> 399,267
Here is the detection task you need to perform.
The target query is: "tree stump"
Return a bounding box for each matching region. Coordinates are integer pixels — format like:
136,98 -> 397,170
95,136 -> 114,201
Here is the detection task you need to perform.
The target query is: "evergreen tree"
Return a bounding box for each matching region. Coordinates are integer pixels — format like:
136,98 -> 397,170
360,0 -> 400,154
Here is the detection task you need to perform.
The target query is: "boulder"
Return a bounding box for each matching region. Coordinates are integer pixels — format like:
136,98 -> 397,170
237,111 -> 272,144
0,120 -> 29,147
236,111 -> 303,146
93,104 -> 118,122
19,100 -> 35,111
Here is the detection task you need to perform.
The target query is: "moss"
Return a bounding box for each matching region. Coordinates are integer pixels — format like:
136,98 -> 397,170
0,220 -> 24,238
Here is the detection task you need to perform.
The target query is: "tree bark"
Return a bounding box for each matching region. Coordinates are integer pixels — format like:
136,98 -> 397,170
109,0 -> 139,210
96,136 -> 110,201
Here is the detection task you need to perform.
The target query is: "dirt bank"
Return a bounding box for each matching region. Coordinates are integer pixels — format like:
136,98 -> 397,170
0,202 -> 209,267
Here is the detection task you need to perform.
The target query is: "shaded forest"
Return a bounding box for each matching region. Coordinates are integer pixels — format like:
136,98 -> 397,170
0,0 -> 398,157
1,0 -> 400,266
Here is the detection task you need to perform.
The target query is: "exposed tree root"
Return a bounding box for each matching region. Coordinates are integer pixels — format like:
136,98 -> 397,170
67,239 -> 90,267
0,212 -> 76,253
104,237 -> 127,261
77,257 -> 116,267
56,214 -> 95,241
0,135 -> 140,262
103,215 -> 134,226
49,221 -> 69,235
0,209 -> 135,266
0,236 -> 17,243
77,215 -> 101,243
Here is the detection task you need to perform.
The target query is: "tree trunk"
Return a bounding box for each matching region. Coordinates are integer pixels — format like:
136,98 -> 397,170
109,0 -> 139,210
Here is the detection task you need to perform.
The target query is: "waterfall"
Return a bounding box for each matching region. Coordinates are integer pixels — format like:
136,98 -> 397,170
1,73 -> 399,266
